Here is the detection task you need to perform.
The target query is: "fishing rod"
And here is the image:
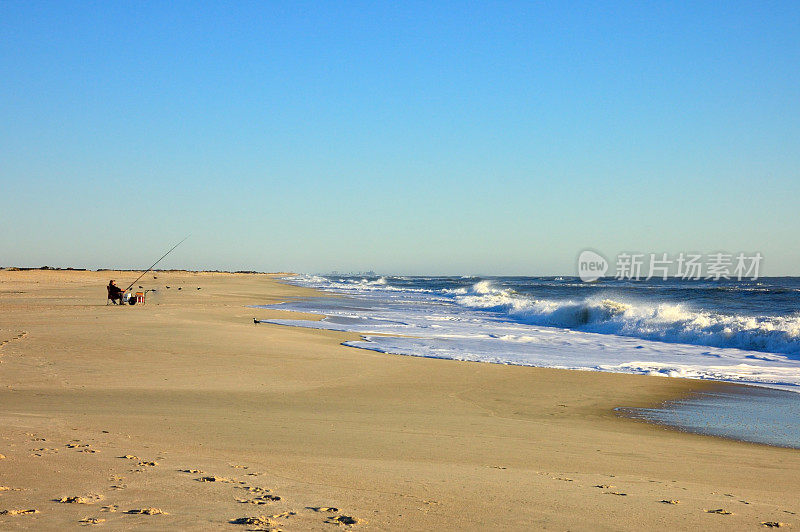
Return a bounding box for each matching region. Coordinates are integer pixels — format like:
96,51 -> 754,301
124,235 -> 190,292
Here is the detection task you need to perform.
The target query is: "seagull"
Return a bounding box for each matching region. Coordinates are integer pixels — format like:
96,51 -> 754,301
253,318 -> 258,325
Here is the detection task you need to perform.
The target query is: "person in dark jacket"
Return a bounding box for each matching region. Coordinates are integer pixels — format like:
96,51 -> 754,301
107,280 -> 125,305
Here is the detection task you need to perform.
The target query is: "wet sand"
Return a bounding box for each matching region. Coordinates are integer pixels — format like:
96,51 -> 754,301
1,269 -> 798,530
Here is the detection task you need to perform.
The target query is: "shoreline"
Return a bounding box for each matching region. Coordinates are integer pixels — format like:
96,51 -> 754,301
1,269 -> 798,530
268,275 -> 800,450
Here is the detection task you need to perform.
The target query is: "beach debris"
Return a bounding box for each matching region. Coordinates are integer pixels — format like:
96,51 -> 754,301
705,508 -> 732,515
326,515 -> 362,526
79,517 -> 106,525
126,507 -> 167,515
0,509 -> 39,516
762,522 -> 789,528
660,499 -> 680,504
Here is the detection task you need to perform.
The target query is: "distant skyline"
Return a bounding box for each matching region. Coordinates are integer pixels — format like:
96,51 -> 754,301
2,1 -> 798,275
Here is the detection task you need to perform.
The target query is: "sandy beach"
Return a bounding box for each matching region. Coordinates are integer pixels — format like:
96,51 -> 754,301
0,269 -> 798,530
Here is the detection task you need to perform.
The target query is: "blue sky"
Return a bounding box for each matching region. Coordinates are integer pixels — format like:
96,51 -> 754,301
1,1 -> 798,274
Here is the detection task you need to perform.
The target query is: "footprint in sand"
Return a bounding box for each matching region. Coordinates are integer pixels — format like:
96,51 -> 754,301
0,487 -> 20,493
660,500 -> 680,505
325,514 -> 363,526
604,492 -> 627,496
553,477 -> 573,482
239,486 -> 275,494
79,517 -> 106,525
56,495 -> 103,505
236,494 -> 281,505
137,460 -> 158,467
179,468 -> 204,474
126,508 -> 168,515
307,507 -> 339,513
100,505 -> 118,513
230,515 -> 276,529
197,475 -> 233,483
0,454 -> 5,460
705,508 -> 733,515
594,485 -> 614,489
0,509 -> 39,516
761,522 -> 790,528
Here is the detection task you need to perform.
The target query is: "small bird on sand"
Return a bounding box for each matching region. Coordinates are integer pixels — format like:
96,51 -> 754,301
253,318 -> 258,325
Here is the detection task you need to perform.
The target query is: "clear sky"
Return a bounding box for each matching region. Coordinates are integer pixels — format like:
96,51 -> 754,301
1,1 -> 798,275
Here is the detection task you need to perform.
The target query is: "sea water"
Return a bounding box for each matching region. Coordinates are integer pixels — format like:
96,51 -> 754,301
259,275 -> 800,447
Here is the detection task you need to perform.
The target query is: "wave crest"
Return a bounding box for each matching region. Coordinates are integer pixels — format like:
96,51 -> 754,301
455,281 -> 800,356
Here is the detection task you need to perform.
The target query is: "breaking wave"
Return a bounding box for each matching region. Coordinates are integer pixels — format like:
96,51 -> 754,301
453,281 -> 800,356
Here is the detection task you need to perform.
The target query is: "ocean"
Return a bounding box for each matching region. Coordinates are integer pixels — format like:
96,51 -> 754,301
260,274 -> 800,448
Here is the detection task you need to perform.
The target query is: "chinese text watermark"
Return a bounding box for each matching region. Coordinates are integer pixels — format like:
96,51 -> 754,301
577,250 -> 762,282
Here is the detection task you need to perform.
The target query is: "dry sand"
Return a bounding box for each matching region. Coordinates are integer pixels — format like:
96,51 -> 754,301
0,269 -> 797,530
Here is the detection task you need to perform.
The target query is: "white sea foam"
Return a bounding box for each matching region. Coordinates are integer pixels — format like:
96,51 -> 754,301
266,275 -> 800,391
450,280 -> 800,356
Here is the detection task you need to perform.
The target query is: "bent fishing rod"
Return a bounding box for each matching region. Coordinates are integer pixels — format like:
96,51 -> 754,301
124,235 -> 190,292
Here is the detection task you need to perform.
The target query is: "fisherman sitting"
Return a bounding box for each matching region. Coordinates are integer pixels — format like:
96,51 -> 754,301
107,280 -> 125,305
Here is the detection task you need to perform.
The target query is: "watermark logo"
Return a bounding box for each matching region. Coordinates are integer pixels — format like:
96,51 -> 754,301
576,250 -> 763,281
577,250 -> 609,282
